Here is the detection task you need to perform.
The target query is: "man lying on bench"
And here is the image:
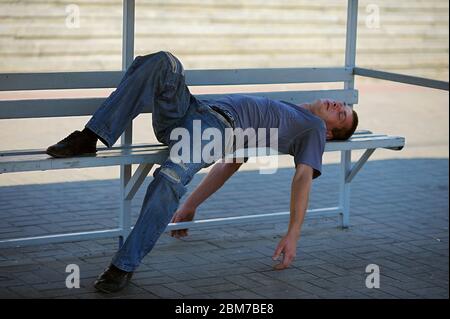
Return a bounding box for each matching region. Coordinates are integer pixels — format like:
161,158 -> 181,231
46,51 -> 358,293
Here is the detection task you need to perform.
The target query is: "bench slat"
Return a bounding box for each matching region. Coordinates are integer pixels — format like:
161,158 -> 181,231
0,133 -> 405,174
0,89 -> 358,119
346,133 -> 387,139
0,148 -> 169,173
186,67 -> 353,86
0,130 -> 373,155
325,135 -> 405,151
0,71 -> 123,91
0,143 -> 167,157
0,67 -> 352,91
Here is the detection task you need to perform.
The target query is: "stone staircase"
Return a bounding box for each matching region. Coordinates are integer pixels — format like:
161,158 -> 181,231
0,0 -> 448,80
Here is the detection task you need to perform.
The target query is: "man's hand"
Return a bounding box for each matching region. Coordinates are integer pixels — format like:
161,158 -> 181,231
170,161 -> 243,239
271,163 -> 313,270
170,207 -> 196,238
272,232 -> 299,270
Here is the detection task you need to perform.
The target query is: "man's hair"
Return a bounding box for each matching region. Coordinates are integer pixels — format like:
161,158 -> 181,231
331,109 -> 359,140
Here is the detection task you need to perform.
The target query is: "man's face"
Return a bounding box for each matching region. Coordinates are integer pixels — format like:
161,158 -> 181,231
312,99 -> 353,139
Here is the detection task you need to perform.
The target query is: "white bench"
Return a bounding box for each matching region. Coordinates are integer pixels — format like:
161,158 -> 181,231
8,0 -> 450,248
0,73 -> 405,248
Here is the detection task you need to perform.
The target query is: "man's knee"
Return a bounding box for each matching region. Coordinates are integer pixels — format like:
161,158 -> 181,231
130,51 -> 169,72
159,51 -> 184,76
139,51 -> 183,77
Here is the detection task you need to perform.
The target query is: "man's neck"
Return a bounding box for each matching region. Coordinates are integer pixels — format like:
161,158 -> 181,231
299,102 -> 315,115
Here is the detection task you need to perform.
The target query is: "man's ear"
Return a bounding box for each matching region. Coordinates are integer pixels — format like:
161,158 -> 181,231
326,129 -> 333,140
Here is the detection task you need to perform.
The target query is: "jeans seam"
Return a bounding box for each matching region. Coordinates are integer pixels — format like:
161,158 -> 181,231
163,51 -> 177,73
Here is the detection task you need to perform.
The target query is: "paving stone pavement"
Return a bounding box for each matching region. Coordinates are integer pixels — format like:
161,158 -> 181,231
0,158 -> 448,299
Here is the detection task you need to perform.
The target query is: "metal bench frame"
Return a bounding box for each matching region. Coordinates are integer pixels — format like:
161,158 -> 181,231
0,0 -> 446,248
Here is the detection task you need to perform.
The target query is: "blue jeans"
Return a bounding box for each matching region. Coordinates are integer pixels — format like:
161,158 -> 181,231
86,51 -> 233,272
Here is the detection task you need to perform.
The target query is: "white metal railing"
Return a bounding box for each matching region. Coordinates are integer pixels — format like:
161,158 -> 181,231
354,67 -> 449,91
0,67 -> 353,91
0,89 -> 358,119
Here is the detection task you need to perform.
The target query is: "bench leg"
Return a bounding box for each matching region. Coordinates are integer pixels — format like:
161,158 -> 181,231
119,164 -> 132,248
119,163 -> 155,248
339,150 -> 351,228
119,124 -> 133,248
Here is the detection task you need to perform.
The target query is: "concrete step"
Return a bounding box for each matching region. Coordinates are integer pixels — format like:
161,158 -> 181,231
0,0 -> 447,80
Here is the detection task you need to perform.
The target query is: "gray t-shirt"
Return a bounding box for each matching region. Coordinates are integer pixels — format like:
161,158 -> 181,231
203,94 -> 327,179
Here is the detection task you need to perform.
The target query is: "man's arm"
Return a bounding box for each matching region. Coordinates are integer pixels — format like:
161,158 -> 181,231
171,160 -> 243,237
272,163 -> 313,270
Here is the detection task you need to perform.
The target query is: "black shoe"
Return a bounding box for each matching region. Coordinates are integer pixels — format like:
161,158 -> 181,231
94,264 -> 133,293
46,130 -> 97,158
